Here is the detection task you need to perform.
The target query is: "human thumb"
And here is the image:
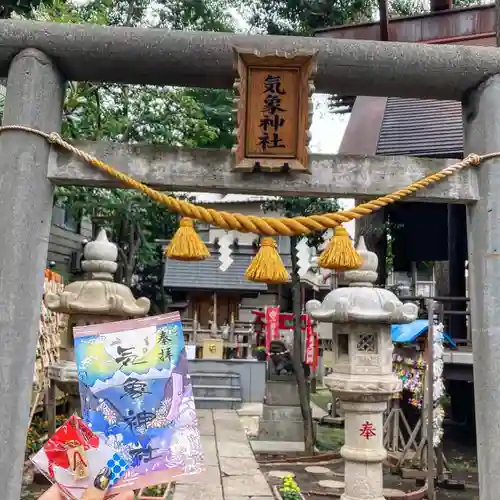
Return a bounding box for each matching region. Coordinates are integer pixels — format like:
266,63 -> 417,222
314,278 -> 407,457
81,467 -> 112,500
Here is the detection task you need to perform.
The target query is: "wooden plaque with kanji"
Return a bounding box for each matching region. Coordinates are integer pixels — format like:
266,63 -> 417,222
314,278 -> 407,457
232,48 -> 317,173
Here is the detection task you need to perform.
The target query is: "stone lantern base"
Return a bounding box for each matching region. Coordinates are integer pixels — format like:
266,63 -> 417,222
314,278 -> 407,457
258,378 -> 305,443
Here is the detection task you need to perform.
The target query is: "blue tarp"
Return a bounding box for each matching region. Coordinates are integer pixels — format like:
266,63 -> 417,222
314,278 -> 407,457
391,319 -> 456,347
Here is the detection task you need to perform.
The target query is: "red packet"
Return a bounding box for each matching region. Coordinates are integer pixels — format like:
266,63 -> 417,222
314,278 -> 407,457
31,416 -> 131,499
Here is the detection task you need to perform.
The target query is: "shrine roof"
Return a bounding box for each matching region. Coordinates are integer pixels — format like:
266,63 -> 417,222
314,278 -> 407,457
376,97 -> 463,158
162,244 -> 291,292
321,5 -> 495,159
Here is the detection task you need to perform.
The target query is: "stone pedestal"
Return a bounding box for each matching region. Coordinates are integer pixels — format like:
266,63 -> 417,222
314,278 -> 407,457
44,229 -> 150,427
258,378 -> 305,443
307,238 -> 417,500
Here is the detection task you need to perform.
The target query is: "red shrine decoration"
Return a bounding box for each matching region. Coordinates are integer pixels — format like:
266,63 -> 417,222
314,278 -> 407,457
43,415 -> 99,478
264,306 -> 281,356
252,309 -> 319,371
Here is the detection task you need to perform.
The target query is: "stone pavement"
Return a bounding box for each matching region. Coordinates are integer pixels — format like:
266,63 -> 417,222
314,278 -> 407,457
173,409 -> 274,500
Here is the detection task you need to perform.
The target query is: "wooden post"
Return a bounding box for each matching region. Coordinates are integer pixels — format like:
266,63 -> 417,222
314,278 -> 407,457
0,49 -> 63,500
230,312 -> 235,343
426,299 -> 435,500
463,74 -> 500,499
391,398 -> 401,452
193,310 -> 199,359
47,382 -> 57,437
212,292 -> 218,335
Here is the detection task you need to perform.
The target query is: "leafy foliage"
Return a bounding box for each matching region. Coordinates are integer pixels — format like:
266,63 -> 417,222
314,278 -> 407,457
280,474 -> 302,500
243,0 -> 374,35
55,187 -> 181,277
0,0 -> 48,18
10,0 -> 238,311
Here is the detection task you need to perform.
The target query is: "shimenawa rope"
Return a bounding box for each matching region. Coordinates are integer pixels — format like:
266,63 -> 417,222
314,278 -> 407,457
0,124 -> 493,283
0,125 -> 488,237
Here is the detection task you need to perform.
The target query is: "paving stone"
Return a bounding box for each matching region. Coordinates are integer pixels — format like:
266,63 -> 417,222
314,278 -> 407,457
267,470 -> 295,478
223,474 -> 273,497
237,403 -> 263,417
305,466 -> 332,474
199,418 -> 215,436
213,409 -> 240,420
383,488 -> 407,498
217,440 -> 255,459
175,466 -> 221,485
196,409 -> 214,418
200,439 -> 219,466
318,479 -> 345,490
216,430 -> 248,443
174,483 -> 223,500
219,457 -> 260,476
224,497 -> 274,500
238,415 -> 260,438
214,417 -> 245,429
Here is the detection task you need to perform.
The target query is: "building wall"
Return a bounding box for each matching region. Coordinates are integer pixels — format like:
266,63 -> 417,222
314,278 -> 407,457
239,292 -> 280,322
47,205 -> 93,281
187,359 -> 266,403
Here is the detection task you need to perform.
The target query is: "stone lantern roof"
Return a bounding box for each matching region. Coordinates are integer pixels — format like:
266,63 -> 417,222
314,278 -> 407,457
45,229 -> 150,316
307,237 -> 418,324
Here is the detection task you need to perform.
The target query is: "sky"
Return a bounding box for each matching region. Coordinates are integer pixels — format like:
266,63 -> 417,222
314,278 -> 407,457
309,95 -> 354,237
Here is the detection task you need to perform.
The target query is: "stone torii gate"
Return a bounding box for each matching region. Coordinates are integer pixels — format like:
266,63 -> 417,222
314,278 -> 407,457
0,18 -> 499,500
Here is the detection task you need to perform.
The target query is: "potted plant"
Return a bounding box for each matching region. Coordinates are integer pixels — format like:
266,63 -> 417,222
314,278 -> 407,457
253,346 -> 267,361
274,475 -> 304,500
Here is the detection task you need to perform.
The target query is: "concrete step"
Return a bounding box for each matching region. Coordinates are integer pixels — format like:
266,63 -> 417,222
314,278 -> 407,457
194,396 -> 242,410
193,384 -> 241,398
190,372 -> 240,386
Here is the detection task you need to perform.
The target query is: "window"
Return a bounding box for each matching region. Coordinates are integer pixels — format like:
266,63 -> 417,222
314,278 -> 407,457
52,205 -> 81,233
357,334 -> 377,353
337,334 -> 349,358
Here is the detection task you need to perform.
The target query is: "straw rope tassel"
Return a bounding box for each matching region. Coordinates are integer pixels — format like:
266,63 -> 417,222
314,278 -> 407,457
0,127 -> 489,280
318,226 -> 362,271
165,218 -> 210,261
245,238 -> 290,284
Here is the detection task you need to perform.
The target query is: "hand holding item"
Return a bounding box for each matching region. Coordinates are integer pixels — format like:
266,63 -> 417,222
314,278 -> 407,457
38,467 -> 134,500
31,416 -> 131,499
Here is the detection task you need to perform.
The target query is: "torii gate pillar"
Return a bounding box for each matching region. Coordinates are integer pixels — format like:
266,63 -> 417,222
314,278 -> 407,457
464,74 -> 500,498
0,49 -> 63,500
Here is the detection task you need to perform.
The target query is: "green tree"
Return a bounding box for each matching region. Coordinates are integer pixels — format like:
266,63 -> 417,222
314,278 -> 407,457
6,0 -> 237,310
244,0 -> 374,35
262,196 -> 340,455
0,0 -> 50,18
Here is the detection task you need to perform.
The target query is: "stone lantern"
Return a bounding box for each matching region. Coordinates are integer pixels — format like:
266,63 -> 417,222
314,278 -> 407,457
306,238 -> 417,500
45,229 -> 150,417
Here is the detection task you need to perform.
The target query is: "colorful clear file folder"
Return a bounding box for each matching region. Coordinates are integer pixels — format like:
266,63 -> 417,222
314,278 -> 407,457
73,312 -> 204,493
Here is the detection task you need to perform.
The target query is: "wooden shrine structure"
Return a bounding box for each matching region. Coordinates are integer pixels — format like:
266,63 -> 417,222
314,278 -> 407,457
1,17 -> 500,500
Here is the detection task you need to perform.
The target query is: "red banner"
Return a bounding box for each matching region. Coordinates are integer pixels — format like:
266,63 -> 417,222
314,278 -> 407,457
265,306 -> 281,354
304,315 -> 319,371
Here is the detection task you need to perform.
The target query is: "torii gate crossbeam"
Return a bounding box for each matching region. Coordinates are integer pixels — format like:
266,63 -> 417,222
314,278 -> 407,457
0,19 -> 498,500
0,20 -> 499,99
